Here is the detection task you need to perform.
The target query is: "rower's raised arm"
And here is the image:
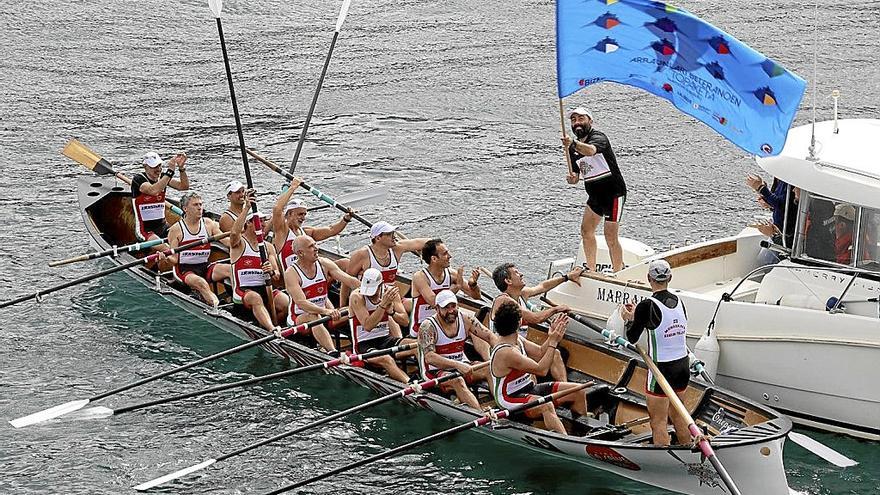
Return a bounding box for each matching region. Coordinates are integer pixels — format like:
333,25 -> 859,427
322,257 -> 360,290
229,194 -> 251,249
395,237 -> 430,257
272,176 -> 302,239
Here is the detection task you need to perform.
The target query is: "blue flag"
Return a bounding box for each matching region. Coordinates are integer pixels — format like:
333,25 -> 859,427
556,0 -> 806,156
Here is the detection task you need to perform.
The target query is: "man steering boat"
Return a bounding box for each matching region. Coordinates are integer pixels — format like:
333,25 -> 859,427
131,151 -> 189,245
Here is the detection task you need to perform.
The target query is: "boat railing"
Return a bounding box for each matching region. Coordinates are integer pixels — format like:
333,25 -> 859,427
724,262 -> 880,316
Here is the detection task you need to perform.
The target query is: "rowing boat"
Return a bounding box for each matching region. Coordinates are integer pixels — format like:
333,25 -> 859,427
77,174 -> 799,494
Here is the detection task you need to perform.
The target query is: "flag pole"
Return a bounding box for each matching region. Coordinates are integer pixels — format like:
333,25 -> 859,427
558,99 -> 574,176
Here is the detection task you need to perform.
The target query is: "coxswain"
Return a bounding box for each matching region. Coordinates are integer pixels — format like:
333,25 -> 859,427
620,259 -> 692,446
131,151 -> 189,246
340,221 -> 429,305
219,180 -> 246,233
229,193 -> 289,331
410,238 -> 482,338
416,290 -> 494,410
285,235 -> 360,357
165,192 -> 228,308
349,268 -> 410,382
489,299 -> 588,434
272,176 -> 353,273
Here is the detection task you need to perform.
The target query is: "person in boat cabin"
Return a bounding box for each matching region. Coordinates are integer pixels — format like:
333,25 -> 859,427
409,238 -> 482,339
219,180 -> 246,234
619,259 -> 692,447
164,192 -> 230,308
832,203 -> 856,265
488,262 -> 586,381
489,300 -> 588,434
340,221 -> 430,307
131,151 -> 189,247
417,290 -> 494,410
272,176 -> 353,273
285,234 -> 361,358
561,108 -> 627,273
746,174 -> 797,248
229,193 -> 289,331
349,268 -> 410,383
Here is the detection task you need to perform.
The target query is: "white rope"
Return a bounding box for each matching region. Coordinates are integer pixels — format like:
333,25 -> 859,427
112,245 -> 119,258
340,352 -> 352,366
410,382 -> 424,394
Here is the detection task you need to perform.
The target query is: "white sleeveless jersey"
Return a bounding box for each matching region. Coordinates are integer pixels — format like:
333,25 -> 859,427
489,340 -> 532,408
176,219 -> 211,265
350,288 -> 390,349
277,226 -> 306,272
645,296 -> 688,363
409,267 -> 451,338
287,260 -> 330,324
418,314 -> 469,379
367,246 -> 399,284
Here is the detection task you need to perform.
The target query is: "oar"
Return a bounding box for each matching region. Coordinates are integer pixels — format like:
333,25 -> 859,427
49,237 -> 168,267
262,381 -> 593,494
788,432 -> 858,468
133,359 -> 482,491
62,139 -> 184,216
0,232 -> 229,312
209,0 -> 276,324
288,0 -> 353,175
550,305 -> 743,495
306,185 -> 387,212
7,306 -> 341,428
84,342 -> 417,422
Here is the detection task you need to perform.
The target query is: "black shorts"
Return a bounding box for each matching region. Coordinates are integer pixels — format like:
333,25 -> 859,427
585,191 -> 625,222
356,335 -> 401,354
141,219 -> 170,240
509,381 -> 558,399
647,356 -> 690,396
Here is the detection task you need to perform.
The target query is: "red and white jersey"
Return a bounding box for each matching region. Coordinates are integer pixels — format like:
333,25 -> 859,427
490,340 -> 533,409
418,313 -> 469,378
176,219 -> 211,266
350,288 -> 390,352
131,174 -> 166,240
277,226 -> 306,272
232,239 -> 265,304
409,267 -> 451,338
367,246 -> 399,284
288,260 -> 330,323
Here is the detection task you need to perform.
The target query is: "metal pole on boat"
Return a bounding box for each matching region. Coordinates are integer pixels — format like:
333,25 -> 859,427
288,0 -> 353,175
209,0 -> 277,324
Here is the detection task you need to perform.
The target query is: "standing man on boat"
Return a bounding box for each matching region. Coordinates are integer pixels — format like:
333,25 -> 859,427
165,192 -> 228,309
229,193 -> 289,331
410,239 -> 482,338
561,108 -> 627,273
620,259 -> 691,446
131,151 -> 189,245
219,180 -> 246,233
349,268 -> 410,383
286,235 -> 361,357
272,176 -> 354,273
417,290 -> 494,410
489,299 -> 588,434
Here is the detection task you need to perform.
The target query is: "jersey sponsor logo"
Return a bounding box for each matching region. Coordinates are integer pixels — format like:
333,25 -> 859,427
585,445 -> 641,471
596,287 -> 645,305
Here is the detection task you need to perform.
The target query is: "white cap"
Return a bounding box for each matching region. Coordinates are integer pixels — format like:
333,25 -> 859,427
833,203 -> 856,222
647,259 -> 672,282
284,198 -> 308,214
370,221 -> 397,238
569,107 -> 592,119
360,268 -> 383,297
435,289 -> 457,308
245,211 -> 266,223
225,180 -> 245,195
143,151 -> 163,168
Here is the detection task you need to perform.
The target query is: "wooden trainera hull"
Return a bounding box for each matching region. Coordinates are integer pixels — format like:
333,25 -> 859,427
77,176 -> 795,495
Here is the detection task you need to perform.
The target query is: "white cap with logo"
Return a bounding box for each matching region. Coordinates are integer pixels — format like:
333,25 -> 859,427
284,198 -> 308,215
370,221 -> 397,238
143,151 -> 163,168
360,268 -> 383,297
225,180 -> 245,195
647,259 -> 672,282
435,289 -> 457,308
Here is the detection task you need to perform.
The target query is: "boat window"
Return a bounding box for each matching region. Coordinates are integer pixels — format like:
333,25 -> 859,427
797,195 -> 838,263
856,207 -> 880,271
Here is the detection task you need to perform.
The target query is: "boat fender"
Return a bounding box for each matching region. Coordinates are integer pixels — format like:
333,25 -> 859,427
693,326 -> 720,382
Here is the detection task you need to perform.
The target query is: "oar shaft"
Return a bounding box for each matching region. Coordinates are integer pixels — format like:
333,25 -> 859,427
49,238 -> 167,267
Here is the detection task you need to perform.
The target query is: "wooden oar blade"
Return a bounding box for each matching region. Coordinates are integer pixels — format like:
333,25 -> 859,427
789,432 -> 858,467
8,399 -> 90,428
133,459 -> 217,491
62,139 -> 115,175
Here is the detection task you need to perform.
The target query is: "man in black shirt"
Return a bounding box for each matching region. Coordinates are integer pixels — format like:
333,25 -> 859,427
562,108 -> 627,273
130,151 -> 189,246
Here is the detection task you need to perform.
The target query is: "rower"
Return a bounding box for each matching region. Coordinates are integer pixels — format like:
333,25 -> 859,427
272,176 -> 353,273
349,268 -> 410,382
340,221 -> 429,305
620,259 -> 691,446
165,192 -> 228,308
219,180 -> 246,233
285,235 -> 360,357
131,151 -> 189,246
229,193 -> 289,331
416,290 -> 494,410
489,299 -> 588,434
410,238 -> 482,338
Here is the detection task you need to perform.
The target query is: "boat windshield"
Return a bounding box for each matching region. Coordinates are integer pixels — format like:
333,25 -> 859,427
794,191 -> 880,273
